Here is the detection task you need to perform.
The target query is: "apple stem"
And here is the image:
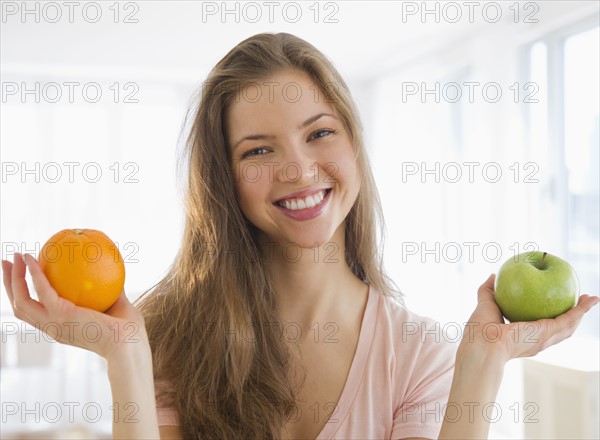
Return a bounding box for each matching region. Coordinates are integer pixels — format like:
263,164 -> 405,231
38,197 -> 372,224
536,252 -> 547,270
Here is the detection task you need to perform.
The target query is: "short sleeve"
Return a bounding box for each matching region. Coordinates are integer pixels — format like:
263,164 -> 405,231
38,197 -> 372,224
155,379 -> 180,426
390,324 -> 457,439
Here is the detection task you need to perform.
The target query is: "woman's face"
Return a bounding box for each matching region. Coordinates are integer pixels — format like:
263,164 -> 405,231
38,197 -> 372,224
225,69 -> 360,249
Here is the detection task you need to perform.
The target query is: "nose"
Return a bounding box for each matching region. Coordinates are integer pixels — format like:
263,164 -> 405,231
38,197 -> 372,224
275,145 -> 318,185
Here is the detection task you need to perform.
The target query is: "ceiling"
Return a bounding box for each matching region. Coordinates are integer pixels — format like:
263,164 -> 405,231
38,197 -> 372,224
1,1 -> 598,83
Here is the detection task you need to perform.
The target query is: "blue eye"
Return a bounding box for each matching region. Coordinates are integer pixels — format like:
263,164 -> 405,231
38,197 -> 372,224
310,128 -> 337,140
241,147 -> 269,159
240,128 -> 337,160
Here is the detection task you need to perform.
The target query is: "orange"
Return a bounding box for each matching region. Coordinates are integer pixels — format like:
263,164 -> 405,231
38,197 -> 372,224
38,229 -> 125,312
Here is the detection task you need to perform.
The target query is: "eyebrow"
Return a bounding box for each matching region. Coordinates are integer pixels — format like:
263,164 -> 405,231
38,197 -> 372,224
231,113 -> 337,152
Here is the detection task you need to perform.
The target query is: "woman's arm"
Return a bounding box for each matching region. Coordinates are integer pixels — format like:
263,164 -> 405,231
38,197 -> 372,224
106,340 -> 160,439
438,274 -> 599,440
2,254 -> 162,439
437,345 -> 505,439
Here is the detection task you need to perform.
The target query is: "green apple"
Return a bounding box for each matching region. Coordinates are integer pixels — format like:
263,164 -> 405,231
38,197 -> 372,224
494,251 -> 579,322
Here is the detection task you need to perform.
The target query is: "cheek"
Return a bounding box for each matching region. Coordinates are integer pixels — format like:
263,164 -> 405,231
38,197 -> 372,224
235,167 -> 270,215
325,145 -> 359,188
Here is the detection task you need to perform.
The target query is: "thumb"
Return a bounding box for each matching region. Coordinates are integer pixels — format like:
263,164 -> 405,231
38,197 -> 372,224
104,289 -> 131,314
477,273 -> 496,304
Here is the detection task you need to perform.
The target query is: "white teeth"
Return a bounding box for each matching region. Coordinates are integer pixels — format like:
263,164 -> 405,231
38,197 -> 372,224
280,189 -> 328,211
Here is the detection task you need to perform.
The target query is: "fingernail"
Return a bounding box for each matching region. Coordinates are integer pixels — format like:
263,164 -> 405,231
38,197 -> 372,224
22,254 -> 27,265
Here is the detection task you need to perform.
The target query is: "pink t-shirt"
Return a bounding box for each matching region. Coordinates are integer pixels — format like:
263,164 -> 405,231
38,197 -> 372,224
155,285 -> 457,439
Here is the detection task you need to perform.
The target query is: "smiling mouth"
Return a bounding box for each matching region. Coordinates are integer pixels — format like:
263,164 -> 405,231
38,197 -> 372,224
274,188 -> 332,211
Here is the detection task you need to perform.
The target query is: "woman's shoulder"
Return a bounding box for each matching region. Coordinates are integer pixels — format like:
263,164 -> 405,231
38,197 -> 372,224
358,286 -> 456,435
371,286 -> 458,361
374,287 -> 441,330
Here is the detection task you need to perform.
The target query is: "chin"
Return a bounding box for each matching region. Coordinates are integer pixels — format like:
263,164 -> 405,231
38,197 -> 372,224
285,231 -> 337,249
261,225 -> 340,251
293,217 -> 347,248
292,237 -> 332,249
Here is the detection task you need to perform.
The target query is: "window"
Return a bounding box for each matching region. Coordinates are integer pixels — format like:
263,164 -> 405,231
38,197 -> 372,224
564,27 -> 599,338
527,24 -> 600,338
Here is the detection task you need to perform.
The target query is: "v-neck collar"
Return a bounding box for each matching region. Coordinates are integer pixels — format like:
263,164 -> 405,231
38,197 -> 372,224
315,284 -> 380,439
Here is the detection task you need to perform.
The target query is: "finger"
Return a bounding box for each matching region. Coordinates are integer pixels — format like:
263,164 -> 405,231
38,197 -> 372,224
548,295 -> 599,342
105,290 -> 134,315
2,259 -> 15,306
11,253 -> 48,323
111,289 -> 131,306
24,253 -> 62,311
477,273 -> 496,304
578,294 -> 599,311
558,294 -> 598,322
2,258 -> 33,323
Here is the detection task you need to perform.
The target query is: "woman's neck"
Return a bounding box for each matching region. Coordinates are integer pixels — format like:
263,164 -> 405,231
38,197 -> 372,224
260,224 -> 367,331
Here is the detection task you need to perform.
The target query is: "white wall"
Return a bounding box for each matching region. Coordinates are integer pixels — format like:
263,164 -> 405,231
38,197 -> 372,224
1,1 -> 598,438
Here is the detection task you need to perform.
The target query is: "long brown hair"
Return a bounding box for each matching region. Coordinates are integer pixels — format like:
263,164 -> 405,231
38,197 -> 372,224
135,32 -> 401,439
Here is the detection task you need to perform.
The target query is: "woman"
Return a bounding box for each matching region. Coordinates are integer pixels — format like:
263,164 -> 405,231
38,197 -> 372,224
3,33 -> 598,440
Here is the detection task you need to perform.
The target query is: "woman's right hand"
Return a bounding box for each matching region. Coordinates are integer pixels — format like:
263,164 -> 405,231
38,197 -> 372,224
1,252 -> 149,362
4,253 -> 162,438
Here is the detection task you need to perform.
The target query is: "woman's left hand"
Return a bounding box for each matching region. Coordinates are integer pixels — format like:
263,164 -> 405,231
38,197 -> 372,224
459,274 -> 599,362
